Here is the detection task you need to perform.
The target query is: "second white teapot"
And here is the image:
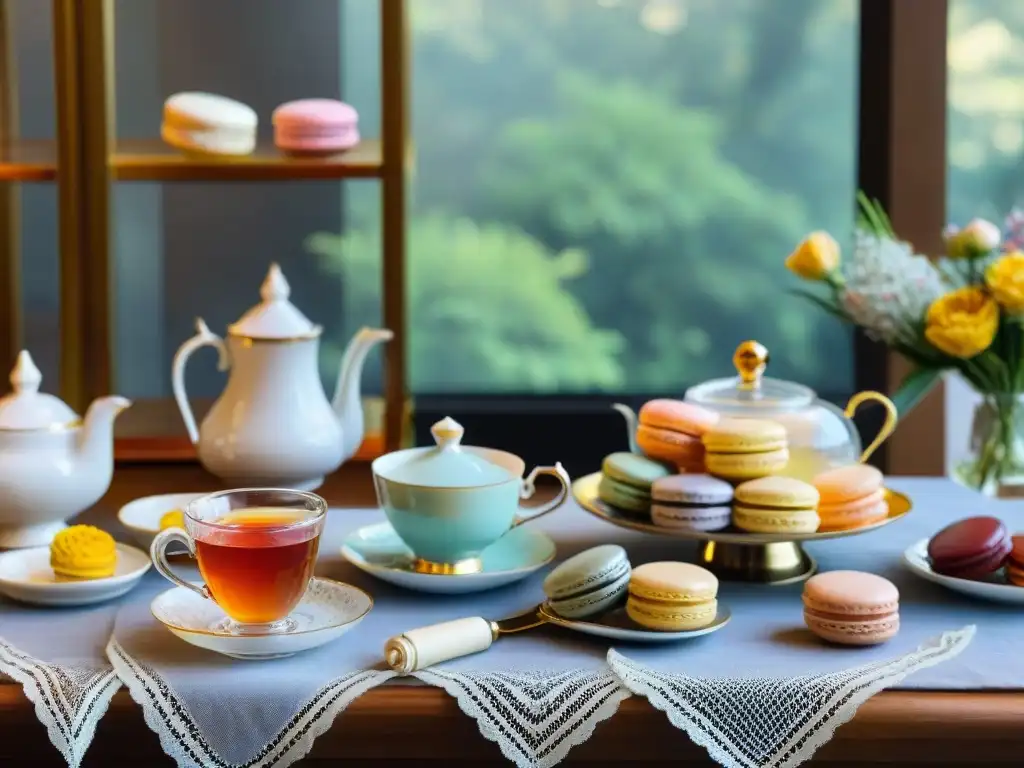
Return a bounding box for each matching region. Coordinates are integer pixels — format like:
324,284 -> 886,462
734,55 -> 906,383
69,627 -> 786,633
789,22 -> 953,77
172,263 -> 392,490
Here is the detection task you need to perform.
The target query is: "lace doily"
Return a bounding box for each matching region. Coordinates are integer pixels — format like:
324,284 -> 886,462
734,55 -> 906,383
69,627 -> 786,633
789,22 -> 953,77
0,637 -> 121,768
414,667 -> 630,768
608,625 -> 976,768
107,638 -> 395,768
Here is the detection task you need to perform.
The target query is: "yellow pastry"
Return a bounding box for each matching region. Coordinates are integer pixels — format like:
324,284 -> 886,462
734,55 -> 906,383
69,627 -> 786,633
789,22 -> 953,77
50,525 -> 117,581
702,417 -> 789,482
159,509 -> 185,530
732,476 -> 820,534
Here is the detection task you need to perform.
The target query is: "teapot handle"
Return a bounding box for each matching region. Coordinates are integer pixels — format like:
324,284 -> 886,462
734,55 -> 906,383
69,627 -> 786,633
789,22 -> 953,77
172,318 -> 229,444
844,391 -> 898,464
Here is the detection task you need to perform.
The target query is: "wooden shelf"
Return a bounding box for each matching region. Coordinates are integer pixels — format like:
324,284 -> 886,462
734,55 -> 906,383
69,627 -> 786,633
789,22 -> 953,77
0,139 -> 57,181
113,138 -> 383,181
0,138 -> 385,183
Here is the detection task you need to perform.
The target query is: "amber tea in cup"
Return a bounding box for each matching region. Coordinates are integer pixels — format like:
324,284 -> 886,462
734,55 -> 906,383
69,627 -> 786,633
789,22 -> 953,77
151,489 -> 327,635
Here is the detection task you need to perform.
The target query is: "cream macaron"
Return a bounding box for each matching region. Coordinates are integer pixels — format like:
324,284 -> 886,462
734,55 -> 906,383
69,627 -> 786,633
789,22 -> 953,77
162,92 -> 258,156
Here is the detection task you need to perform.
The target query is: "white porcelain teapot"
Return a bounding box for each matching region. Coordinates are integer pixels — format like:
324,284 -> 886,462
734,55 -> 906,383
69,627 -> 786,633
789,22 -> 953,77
172,264 -> 393,490
0,351 -> 131,548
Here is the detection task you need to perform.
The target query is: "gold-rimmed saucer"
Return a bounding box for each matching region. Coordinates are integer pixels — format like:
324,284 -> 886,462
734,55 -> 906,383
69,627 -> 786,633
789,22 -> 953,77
150,577 -> 372,660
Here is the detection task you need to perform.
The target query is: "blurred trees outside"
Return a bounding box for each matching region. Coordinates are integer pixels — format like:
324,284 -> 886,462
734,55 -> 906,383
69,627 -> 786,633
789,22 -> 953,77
314,0 -> 1022,395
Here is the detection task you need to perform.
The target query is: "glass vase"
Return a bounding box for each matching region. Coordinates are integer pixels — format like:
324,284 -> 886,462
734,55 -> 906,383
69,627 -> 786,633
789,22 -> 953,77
953,392 -> 1024,496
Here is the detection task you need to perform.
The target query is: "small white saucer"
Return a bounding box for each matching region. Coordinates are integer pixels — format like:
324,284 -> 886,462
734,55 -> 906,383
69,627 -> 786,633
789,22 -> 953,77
539,602 -> 731,643
341,522 -> 556,594
0,543 -> 151,606
903,538 -> 1024,605
151,577 -> 373,660
117,492 -> 206,550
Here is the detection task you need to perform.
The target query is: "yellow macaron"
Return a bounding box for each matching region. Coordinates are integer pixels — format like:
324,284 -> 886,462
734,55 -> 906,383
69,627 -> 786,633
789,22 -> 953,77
159,509 -> 186,530
702,417 -> 789,482
625,562 -> 719,631
732,476 -> 820,533
50,525 -> 117,581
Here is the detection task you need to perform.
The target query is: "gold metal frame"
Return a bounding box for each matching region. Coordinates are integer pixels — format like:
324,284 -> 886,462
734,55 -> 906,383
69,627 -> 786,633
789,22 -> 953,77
43,0 -> 409,453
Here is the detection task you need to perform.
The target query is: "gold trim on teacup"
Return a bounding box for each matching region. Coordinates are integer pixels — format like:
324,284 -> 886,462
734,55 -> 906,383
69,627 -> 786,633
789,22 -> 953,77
412,557 -> 484,576
150,577 -> 374,638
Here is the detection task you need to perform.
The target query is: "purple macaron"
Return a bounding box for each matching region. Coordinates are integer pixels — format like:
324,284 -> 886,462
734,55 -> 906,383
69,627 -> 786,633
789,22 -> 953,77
651,474 -> 733,532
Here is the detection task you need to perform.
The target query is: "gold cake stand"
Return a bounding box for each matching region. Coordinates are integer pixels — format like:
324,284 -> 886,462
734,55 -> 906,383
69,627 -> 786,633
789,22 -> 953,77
572,472 -> 912,585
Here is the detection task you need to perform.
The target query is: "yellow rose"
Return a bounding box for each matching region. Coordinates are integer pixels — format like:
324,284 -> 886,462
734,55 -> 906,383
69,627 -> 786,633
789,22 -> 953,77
985,252 -> 1024,313
924,287 -> 999,358
785,232 -> 840,280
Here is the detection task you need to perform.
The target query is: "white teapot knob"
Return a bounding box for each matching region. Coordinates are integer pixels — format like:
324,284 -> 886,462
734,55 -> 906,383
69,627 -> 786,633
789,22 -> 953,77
10,350 -> 42,394
260,263 -> 291,303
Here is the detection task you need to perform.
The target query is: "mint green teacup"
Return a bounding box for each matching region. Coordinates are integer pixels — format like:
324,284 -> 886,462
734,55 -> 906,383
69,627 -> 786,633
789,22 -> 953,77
371,417 -> 570,574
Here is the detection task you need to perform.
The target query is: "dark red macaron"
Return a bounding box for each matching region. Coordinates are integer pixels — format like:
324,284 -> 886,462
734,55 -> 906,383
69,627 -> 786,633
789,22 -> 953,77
927,516 -> 1011,580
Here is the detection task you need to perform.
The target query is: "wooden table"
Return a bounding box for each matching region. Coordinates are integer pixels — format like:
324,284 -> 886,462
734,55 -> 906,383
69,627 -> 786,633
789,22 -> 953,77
2,465 -> 1021,766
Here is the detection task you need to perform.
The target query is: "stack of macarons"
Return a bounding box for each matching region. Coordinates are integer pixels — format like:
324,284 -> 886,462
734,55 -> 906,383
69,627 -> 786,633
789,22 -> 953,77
650,474 -> 733,532
625,562 -> 719,631
701,417 -> 789,483
598,452 -> 672,516
635,400 -> 719,472
543,545 -> 631,619
802,570 -> 900,646
732,476 -> 820,534
812,464 -> 888,532
927,516 -> 1013,581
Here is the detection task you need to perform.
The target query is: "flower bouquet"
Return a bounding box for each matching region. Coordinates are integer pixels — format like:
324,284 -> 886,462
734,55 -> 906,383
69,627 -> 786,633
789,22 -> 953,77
787,193 -> 1024,495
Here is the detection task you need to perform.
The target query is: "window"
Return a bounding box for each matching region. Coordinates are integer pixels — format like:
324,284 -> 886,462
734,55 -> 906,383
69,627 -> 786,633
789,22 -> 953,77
371,0 -> 865,472
946,0 -> 1024,474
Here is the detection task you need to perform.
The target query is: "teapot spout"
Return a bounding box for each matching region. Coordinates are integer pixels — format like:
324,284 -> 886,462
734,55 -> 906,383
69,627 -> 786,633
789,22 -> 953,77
332,327 -> 394,462
75,395 -> 132,467
611,403 -> 640,454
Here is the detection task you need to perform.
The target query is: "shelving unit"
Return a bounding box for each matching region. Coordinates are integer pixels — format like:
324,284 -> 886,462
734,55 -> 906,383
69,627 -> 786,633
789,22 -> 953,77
0,0 -> 409,457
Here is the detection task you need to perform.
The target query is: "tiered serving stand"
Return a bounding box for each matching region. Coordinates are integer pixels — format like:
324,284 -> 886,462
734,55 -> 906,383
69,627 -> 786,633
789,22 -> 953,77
572,472 -> 912,585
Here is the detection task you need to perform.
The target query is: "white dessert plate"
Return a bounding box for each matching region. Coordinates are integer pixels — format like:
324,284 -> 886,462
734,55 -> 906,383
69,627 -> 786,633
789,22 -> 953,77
151,577 -> 373,660
903,538 -> 1024,605
117,492 -> 206,550
539,602 -> 731,643
341,521 -> 556,594
0,543 -> 151,606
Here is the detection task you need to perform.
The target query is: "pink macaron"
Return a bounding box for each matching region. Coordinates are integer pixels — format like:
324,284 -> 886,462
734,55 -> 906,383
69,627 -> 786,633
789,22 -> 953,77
272,98 -> 360,155
802,570 -> 899,646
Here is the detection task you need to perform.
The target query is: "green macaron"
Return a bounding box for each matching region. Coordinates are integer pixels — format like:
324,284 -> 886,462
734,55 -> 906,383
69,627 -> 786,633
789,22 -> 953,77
599,452 -> 671,514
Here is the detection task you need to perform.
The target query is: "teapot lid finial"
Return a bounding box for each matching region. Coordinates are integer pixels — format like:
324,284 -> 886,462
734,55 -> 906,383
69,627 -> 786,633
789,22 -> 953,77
260,263 -> 290,303
10,350 -> 42,394
227,263 -> 322,340
0,349 -> 80,430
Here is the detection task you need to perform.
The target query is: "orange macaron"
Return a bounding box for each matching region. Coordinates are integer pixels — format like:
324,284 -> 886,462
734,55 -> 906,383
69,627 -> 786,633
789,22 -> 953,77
812,464 -> 888,532
636,400 -> 719,472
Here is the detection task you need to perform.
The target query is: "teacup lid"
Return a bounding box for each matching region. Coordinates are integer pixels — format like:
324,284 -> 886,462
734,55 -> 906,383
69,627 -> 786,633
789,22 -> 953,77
0,351 -> 80,430
227,264 -> 322,340
386,417 -> 513,487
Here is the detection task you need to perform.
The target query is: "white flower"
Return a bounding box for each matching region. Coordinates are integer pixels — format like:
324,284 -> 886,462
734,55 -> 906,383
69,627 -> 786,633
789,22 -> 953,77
945,218 -> 1001,258
841,232 -> 944,345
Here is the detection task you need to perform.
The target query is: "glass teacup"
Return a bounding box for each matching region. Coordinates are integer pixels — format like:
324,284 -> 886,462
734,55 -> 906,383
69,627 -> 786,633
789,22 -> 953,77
151,488 -> 326,635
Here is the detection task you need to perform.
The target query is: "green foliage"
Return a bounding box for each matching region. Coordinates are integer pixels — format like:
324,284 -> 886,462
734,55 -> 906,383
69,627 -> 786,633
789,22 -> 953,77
307,215 -> 625,392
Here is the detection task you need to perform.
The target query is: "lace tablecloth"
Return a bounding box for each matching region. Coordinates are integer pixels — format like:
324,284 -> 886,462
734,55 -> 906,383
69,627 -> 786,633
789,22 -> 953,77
0,601 -> 121,768
2,478 -> 1014,767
